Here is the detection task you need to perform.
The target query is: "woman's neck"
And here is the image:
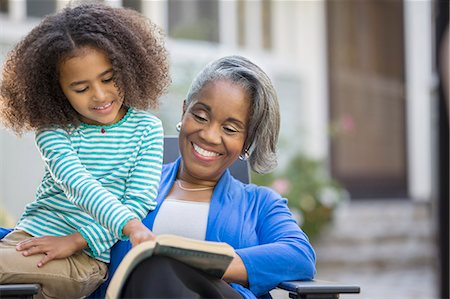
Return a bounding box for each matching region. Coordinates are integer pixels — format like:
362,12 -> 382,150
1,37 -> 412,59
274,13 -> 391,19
167,177 -> 215,203
176,167 -> 218,189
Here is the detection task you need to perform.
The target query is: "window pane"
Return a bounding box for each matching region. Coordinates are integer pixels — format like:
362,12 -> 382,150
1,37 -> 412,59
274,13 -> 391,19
26,0 -> 56,18
123,0 -> 142,12
0,0 -> 8,13
168,0 -> 219,42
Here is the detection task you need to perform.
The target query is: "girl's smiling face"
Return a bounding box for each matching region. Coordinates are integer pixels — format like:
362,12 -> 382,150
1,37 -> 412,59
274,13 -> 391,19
178,80 -> 251,184
58,46 -> 125,126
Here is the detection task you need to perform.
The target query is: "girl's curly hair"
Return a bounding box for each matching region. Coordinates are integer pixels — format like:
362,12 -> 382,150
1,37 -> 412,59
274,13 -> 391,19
0,3 -> 170,134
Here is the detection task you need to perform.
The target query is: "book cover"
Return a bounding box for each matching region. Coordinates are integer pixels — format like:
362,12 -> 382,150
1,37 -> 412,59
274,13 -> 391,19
106,234 -> 235,299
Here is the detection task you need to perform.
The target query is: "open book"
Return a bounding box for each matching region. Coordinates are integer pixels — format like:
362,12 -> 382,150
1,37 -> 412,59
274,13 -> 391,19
106,234 -> 235,299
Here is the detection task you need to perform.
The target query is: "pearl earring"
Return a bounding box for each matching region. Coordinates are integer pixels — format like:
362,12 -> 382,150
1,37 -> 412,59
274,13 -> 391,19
239,149 -> 250,161
176,122 -> 182,132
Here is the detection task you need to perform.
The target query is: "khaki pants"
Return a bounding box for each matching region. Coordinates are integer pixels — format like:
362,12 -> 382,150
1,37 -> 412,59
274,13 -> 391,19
0,230 -> 107,299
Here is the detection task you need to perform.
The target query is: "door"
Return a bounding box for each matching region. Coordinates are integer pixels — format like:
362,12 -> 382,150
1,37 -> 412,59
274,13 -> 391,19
327,0 -> 407,198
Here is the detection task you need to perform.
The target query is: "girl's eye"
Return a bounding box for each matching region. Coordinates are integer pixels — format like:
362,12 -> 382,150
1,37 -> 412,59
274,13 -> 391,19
74,87 -> 88,93
102,77 -> 113,83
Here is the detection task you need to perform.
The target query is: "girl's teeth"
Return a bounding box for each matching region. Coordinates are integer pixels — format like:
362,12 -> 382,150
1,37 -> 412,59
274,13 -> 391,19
193,143 -> 220,157
94,102 -> 112,110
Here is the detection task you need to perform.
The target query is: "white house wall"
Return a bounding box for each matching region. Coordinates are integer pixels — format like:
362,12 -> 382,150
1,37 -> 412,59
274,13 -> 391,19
404,0 -> 434,201
272,0 -> 329,161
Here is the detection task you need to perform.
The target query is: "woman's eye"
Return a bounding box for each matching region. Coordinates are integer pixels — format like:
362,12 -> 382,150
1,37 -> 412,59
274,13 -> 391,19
193,114 -> 207,122
224,126 -> 238,134
102,77 -> 113,83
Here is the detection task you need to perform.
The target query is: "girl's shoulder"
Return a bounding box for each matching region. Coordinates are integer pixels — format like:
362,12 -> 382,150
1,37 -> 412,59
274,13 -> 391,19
35,127 -> 71,140
34,128 -> 73,150
128,108 -> 162,127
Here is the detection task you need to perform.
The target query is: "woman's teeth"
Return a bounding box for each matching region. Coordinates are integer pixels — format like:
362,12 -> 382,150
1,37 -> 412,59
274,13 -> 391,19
193,143 -> 220,157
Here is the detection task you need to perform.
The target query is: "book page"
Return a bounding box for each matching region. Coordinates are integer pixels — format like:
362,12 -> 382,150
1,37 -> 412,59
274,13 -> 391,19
156,234 -> 235,256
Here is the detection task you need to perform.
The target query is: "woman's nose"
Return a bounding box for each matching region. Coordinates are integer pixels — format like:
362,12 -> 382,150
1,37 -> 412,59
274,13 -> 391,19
199,125 -> 221,144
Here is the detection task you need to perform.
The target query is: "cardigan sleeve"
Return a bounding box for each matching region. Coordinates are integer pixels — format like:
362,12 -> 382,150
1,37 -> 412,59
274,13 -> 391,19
235,188 -> 316,296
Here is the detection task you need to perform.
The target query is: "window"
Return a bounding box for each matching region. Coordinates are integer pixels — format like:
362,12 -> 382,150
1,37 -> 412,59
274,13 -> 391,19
123,0 -> 141,13
168,0 -> 219,42
0,0 -> 8,14
26,0 -> 56,18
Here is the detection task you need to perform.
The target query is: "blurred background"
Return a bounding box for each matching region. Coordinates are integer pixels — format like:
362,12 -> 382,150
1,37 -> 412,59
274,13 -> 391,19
0,0 -> 448,298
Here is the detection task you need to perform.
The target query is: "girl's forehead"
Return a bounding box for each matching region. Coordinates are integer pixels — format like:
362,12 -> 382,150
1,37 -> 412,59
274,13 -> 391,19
58,47 -> 112,82
60,46 -> 108,65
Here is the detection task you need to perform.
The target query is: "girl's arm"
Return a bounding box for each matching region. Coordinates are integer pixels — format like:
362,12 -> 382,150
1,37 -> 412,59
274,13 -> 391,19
35,125 -> 163,257
15,220 -> 155,267
77,123 -> 163,256
16,232 -> 88,267
36,129 -> 137,238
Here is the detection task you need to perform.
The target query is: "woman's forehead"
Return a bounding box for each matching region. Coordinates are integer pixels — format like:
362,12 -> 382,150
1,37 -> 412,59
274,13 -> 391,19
190,81 -> 251,125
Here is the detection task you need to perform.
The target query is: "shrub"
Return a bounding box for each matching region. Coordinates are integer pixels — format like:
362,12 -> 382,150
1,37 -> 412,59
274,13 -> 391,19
252,154 -> 348,241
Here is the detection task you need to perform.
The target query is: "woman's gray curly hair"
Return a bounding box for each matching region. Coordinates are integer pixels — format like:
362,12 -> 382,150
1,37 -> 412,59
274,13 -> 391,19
185,55 -> 280,174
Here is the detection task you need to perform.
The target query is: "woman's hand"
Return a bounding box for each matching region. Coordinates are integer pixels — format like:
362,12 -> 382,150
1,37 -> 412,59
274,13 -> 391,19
15,232 -> 87,267
122,218 -> 156,247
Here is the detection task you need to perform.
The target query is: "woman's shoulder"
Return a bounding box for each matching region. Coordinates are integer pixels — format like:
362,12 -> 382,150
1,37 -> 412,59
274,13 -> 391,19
229,175 -> 281,202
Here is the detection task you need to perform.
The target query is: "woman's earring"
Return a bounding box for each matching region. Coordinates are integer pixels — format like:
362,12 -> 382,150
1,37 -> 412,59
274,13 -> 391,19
176,122 -> 182,132
239,149 -> 250,161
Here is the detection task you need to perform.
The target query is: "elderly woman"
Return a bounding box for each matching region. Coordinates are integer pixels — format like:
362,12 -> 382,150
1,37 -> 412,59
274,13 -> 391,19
93,55 -> 316,299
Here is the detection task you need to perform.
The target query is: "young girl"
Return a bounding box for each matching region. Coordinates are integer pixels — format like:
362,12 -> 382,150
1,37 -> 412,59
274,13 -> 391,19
0,3 -> 170,298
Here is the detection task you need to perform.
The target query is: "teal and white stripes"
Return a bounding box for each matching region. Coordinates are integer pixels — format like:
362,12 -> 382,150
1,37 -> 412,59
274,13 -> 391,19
16,108 -> 163,262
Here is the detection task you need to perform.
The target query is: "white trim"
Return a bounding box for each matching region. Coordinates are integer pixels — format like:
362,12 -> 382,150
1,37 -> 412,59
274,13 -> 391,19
56,0 -> 70,11
142,0 -> 167,31
268,1 -> 330,163
244,0 -> 262,50
219,0 -> 237,47
9,0 -> 26,21
105,0 -> 122,8
404,0 -> 434,201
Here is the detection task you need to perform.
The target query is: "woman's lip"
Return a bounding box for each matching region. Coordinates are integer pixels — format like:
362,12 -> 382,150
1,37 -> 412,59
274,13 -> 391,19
192,142 -> 221,156
191,142 -> 222,161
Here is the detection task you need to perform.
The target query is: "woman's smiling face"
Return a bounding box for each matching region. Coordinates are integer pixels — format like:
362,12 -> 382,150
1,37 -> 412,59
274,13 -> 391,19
178,80 -> 251,184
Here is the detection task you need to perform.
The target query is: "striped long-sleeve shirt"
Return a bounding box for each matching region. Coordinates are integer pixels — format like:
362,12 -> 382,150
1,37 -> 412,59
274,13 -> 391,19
16,108 -> 163,262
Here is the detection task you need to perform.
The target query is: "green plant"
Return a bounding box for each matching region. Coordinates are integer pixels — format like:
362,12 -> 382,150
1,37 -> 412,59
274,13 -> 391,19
252,154 -> 347,241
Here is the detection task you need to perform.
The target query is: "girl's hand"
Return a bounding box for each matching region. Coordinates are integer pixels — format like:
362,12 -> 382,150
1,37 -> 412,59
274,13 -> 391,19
16,232 -> 87,267
123,218 -> 156,247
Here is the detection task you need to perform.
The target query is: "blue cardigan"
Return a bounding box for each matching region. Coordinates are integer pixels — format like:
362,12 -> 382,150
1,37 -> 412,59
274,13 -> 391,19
92,158 -> 315,298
